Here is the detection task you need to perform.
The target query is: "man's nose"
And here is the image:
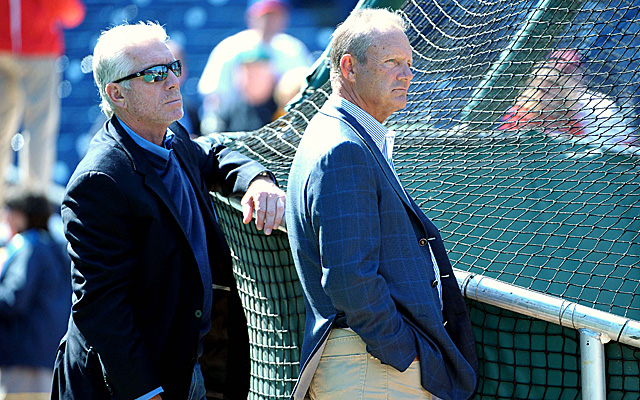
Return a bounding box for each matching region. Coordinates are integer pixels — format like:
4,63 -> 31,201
401,63 -> 413,81
165,69 -> 180,87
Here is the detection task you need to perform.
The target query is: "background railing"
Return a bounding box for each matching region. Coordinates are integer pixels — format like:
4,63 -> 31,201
212,194 -> 640,399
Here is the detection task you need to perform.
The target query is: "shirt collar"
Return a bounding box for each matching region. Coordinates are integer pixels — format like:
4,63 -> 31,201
327,95 -> 395,160
116,116 -> 175,161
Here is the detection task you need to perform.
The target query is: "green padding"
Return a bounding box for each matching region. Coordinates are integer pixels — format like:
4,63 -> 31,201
212,195 -> 305,400
397,130 -> 640,320
212,195 -> 640,399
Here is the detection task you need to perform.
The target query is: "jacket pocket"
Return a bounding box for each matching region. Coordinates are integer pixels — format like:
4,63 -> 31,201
86,346 -> 115,397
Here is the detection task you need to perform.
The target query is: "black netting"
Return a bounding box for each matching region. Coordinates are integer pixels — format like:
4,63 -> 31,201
212,196 -> 304,398
209,0 -> 640,398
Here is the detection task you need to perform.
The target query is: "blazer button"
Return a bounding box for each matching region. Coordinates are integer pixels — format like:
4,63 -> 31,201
195,310 -> 202,318
419,238 -> 428,246
431,280 -> 438,288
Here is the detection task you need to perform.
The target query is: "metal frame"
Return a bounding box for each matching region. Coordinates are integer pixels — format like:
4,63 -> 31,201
456,270 -> 640,399
214,195 -> 640,400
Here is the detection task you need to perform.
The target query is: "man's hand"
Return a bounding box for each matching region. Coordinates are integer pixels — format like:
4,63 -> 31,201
241,175 -> 285,235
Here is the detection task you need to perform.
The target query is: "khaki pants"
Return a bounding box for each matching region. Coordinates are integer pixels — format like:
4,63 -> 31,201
0,366 -> 52,400
0,53 -> 60,199
309,329 -> 437,400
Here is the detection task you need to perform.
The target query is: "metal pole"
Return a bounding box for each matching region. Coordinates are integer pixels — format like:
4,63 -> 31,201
580,328 -> 607,400
455,269 -> 640,349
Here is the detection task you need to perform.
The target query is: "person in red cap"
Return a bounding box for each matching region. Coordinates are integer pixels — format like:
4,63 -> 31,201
498,49 -> 639,155
197,0 -> 310,134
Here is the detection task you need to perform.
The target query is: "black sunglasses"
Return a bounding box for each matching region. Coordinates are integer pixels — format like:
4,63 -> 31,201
113,60 -> 182,83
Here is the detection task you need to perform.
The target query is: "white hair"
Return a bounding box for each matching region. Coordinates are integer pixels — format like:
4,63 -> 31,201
92,21 -> 169,117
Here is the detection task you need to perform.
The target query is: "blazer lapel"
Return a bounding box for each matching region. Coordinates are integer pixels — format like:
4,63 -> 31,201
321,104 -> 448,244
168,128 -> 201,203
168,127 -> 217,225
167,123 -> 217,228
322,104 -> 415,210
106,117 -> 189,238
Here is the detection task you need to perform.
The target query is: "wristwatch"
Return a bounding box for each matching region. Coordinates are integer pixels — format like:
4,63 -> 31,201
252,171 -> 272,183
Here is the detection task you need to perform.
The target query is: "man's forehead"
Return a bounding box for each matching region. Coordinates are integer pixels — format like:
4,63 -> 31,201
126,41 -> 173,66
127,41 -> 173,59
367,29 -> 412,55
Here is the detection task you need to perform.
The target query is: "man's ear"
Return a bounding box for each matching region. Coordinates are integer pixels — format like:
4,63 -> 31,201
340,54 -> 357,83
106,82 -> 126,109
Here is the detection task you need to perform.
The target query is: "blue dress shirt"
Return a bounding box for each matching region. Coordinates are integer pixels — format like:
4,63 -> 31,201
118,118 -> 212,400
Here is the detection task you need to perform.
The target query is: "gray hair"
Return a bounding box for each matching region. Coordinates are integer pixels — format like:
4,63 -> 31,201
329,8 -> 407,85
92,21 -> 169,117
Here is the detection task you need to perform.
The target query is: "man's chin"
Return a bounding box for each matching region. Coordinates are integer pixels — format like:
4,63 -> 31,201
393,97 -> 408,110
169,109 -> 185,124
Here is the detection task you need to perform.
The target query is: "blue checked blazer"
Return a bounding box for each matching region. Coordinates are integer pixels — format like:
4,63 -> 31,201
286,99 -> 479,400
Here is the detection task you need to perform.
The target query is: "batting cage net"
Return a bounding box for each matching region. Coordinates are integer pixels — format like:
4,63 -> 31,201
209,0 -> 640,398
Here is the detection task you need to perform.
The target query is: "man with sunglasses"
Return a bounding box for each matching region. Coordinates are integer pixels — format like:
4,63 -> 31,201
51,21 -> 285,400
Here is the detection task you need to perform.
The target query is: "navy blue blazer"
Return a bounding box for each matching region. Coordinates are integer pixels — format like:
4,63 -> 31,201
286,100 -> 478,400
52,117 -> 264,399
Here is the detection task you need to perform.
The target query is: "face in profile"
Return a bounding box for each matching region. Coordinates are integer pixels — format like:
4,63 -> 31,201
117,41 -> 184,129
248,8 -> 288,41
352,28 -> 414,123
1,207 -> 26,237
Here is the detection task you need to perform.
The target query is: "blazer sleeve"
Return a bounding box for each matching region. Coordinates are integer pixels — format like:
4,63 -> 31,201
181,125 -> 269,196
307,140 -> 418,372
62,171 -> 161,398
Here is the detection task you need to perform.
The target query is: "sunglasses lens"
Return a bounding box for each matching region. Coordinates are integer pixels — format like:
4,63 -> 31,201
116,60 -> 182,84
154,72 -> 168,82
142,65 -> 168,83
170,60 -> 182,78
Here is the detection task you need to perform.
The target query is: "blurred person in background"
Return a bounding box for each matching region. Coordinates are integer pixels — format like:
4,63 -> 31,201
0,187 -> 71,400
210,47 -> 279,133
273,66 -> 309,119
0,0 -> 85,202
198,0 -> 310,134
498,49 -> 640,155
